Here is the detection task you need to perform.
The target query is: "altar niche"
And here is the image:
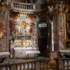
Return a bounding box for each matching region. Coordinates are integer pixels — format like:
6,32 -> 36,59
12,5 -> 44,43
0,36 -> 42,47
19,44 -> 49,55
9,12 -> 40,58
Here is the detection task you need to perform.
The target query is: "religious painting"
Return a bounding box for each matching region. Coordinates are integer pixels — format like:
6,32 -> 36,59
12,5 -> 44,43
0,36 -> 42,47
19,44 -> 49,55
64,15 -> 70,49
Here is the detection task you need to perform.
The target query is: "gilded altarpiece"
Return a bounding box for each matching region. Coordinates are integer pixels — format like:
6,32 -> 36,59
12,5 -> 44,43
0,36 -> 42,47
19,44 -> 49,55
9,12 -> 39,58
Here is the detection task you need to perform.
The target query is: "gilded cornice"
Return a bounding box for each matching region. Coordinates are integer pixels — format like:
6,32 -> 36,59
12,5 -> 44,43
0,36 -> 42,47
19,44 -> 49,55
12,10 -> 33,14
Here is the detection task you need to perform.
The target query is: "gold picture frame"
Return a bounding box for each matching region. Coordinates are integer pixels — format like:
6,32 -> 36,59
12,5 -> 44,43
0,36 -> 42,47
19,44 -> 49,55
64,6 -> 70,49
39,28 -> 46,38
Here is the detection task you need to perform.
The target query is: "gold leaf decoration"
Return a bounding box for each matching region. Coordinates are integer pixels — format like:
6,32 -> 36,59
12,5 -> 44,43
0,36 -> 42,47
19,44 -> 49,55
21,21 -> 26,30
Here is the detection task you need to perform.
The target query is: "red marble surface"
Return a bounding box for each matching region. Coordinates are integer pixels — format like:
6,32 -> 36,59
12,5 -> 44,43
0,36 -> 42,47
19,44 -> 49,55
9,20 -> 16,35
10,12 -> 19,19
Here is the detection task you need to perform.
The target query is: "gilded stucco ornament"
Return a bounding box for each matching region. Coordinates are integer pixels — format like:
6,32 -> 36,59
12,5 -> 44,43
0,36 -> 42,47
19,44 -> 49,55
0,20 -> 5,32
11,0 -> 13,3
7,2 -> 11,11
2,20 -> 5,32
1,0 -> 6,6
0,0 -> 11,13
21,21 -> 26,30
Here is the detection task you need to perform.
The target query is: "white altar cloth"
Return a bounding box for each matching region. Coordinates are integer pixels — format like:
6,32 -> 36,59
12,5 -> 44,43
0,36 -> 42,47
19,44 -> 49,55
0,52 -> 10,56
26,51 -> 40,55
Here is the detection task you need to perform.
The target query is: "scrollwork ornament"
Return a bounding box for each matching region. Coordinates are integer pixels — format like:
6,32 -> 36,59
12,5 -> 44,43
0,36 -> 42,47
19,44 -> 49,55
7,2 -> 11,11
0,0 -> 11,12
1,20 -> 5,32
2,20 -> 5,25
